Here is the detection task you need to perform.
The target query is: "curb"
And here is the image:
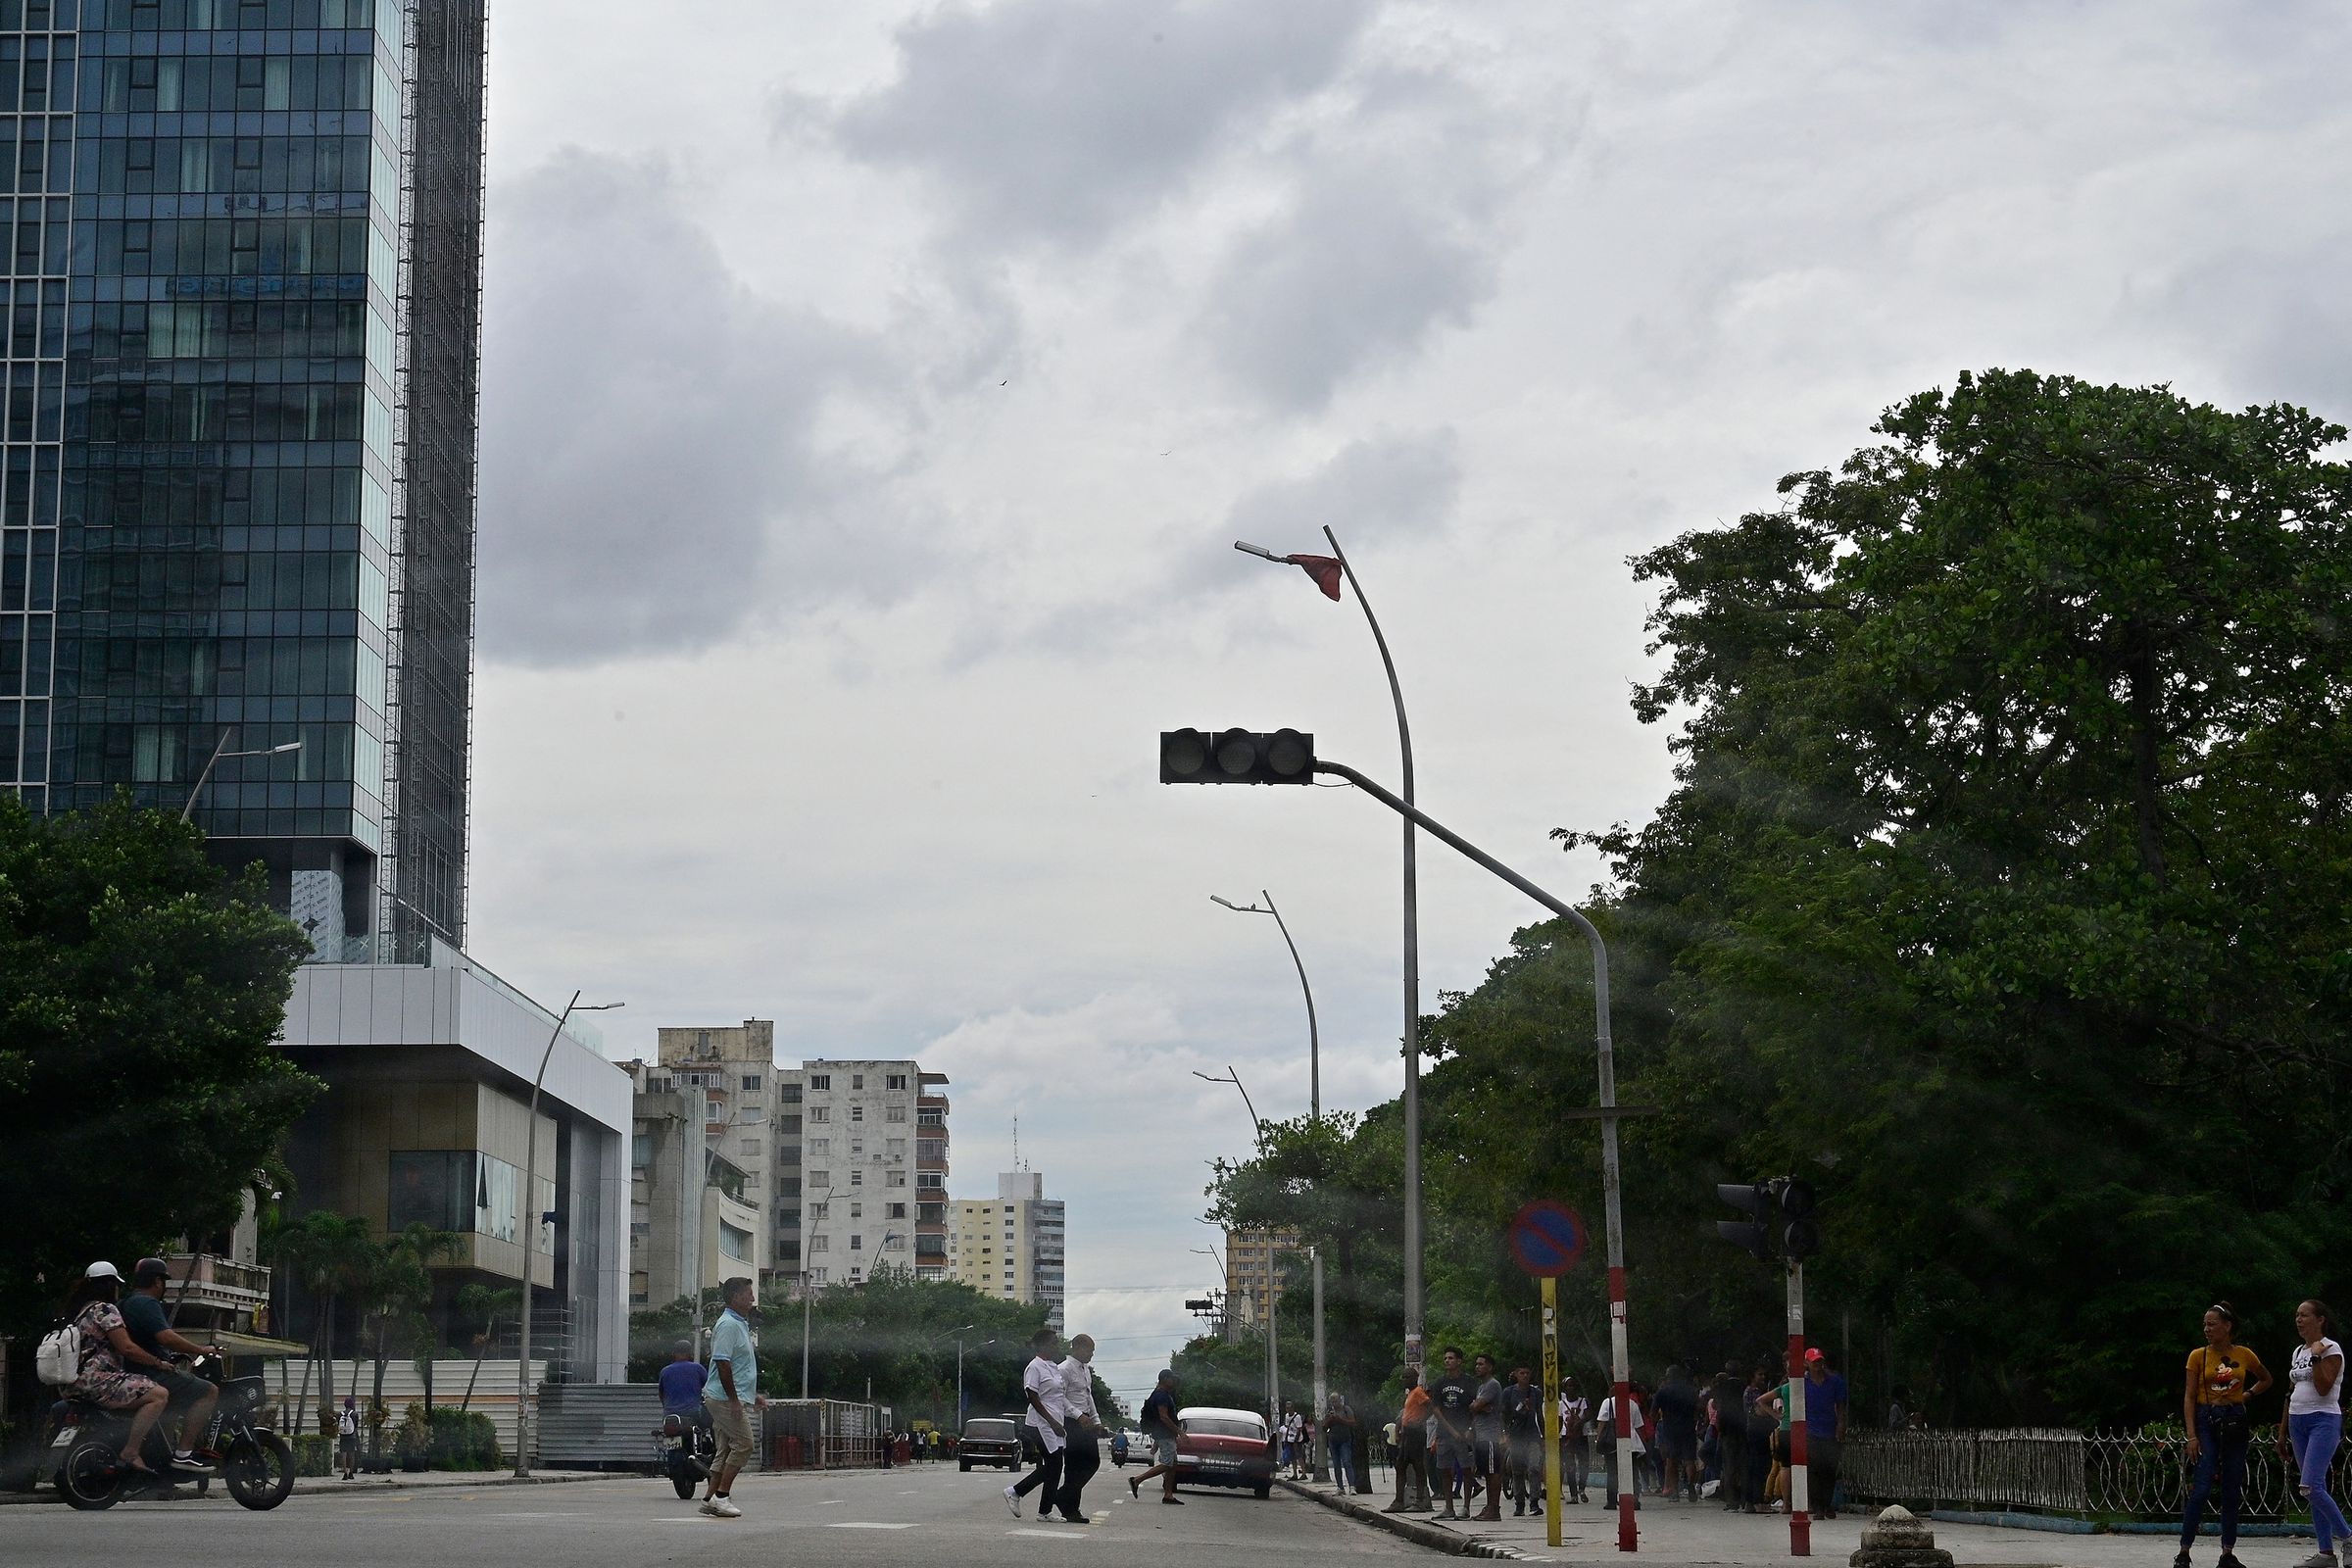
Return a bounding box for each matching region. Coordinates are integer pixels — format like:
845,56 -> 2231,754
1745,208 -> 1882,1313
1276,1477 -> 1518,1558
0,1467 -> 617,1507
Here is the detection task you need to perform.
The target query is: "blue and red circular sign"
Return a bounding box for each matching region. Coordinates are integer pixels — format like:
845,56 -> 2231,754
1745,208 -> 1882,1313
1508,1200 -> 1589,1278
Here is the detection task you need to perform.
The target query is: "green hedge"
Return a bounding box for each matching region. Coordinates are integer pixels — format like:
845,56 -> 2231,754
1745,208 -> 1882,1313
427,1407 -> 501,1471
290,1434 -> 334,1477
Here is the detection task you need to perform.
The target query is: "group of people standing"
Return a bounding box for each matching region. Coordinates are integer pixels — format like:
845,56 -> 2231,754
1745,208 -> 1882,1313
2178,1298 -> 2348,1568
1378,1348 -> 1851,1521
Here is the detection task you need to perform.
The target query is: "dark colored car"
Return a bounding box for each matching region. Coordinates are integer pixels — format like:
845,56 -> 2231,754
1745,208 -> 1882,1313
1173,1406 -> 1275,1498
958,1415 -> 1024,1471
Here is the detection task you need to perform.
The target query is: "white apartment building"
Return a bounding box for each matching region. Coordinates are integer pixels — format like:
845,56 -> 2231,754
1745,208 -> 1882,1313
952,1170 -> 1065,1331
790,1060 -> 952,1288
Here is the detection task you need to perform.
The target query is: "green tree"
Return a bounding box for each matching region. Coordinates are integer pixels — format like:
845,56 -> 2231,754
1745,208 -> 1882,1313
1212,370 -> 2352,1428
456,1282 -> 524,1411
266,1209 -> 379,1434
0,794 -> 315,1339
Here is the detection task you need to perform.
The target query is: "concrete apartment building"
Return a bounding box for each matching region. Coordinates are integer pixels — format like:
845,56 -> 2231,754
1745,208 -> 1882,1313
796,1061 -> 952,1287
627,1073 -> 764,1310
952,1171 -> 1066,1331
1224,1227 -> 1300,1330
622,1027 -> 954,1302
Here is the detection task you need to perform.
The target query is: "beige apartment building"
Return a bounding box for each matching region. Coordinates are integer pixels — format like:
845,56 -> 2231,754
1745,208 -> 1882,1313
952,1171 -> 1066,1331
1224,1227 -> 1299,1329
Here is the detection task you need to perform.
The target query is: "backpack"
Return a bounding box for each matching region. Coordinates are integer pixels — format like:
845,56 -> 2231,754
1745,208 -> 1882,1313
35,1319 -> 80,1387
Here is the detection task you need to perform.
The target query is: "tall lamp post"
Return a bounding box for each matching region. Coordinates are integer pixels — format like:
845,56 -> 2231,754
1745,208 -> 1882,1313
1195,1067 -> 1286,1433
180,733 -> 301,822
1210,890 -> 1328,1482
929,1323 -> 982,1428
514,991 -> 624,1478
1235,528 -> 1424,1373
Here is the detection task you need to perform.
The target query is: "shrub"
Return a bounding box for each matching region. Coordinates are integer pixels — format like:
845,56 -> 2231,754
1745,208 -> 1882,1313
427,1406 -> 501,1471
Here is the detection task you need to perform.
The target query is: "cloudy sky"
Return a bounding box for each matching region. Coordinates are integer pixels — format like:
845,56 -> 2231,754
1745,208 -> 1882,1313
466,1 -> 2351,1403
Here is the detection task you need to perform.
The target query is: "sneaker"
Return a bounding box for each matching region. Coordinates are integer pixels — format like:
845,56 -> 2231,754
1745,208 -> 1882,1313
2215,1554 -> 2244,1568
2294,1555 -> 2336,1568
1060,1513 -> 1090,1524
2172,1553 -> 2192,1568
698,1498 -> 720,1517
1004,1485 -> 1021,1518
708,1496 -> 741,1519
1438,1505 -> 1458,1520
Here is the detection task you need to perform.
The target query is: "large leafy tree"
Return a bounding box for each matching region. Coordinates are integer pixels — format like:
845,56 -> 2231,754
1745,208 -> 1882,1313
1212,371 -> 2352,1428
0,794 -> 316,1339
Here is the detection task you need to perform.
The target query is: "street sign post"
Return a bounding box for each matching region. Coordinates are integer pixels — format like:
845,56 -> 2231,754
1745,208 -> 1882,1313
1510,1200 -> 1587,1550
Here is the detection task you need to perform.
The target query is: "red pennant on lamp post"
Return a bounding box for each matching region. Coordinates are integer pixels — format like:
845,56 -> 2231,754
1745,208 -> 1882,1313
1286,554 -> 1345,601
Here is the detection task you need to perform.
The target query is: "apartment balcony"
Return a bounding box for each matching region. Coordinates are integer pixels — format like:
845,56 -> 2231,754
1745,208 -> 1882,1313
158,1253 -> 270,1324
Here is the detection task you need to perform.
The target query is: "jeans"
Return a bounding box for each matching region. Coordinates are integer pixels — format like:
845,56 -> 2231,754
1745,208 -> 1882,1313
1329,1436 -> 1353,1486
2180,1407 -> 2249,1549
2292,1411 -> 2347,1552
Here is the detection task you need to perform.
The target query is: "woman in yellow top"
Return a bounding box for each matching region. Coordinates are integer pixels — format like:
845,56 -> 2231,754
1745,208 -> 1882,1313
2177,1302 -> 2272,1568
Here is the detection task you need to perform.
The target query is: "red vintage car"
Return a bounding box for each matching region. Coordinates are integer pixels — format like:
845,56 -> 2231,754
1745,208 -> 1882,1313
1173,1405 -> 1275,1499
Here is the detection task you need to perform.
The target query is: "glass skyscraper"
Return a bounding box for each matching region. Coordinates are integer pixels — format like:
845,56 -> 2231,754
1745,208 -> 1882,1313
0,0 -> 483,959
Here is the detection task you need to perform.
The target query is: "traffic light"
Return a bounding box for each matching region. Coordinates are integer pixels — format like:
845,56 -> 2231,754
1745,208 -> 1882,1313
1780,1178 -> 1820,1261
1159,728 -> 1315,785
1717,1177 -> 1824,1262
1715,1183 -> 1778,1261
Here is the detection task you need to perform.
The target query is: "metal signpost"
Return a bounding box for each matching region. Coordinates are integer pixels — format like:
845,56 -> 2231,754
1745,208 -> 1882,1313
1508,1200 -> 1587,1551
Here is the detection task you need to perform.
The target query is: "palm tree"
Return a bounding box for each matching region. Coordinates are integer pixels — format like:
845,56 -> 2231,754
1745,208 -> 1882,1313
456,1282 -> 523,1411
368,1222 -> 464,1451
265,1210 -> 379,1437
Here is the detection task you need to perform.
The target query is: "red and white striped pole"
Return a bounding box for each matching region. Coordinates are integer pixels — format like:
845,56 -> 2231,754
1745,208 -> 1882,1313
1786,1259 -> 1810,1557
1609,1265 -> 1636,1550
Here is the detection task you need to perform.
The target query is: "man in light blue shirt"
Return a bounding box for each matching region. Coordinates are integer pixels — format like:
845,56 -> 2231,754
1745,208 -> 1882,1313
699,1278 -> 762,1518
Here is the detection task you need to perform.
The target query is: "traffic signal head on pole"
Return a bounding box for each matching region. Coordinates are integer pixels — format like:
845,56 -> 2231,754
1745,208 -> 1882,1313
1715,1182 -> 1778,1262
1780,1178 -> 1821,1261
1159,728 -> 1315,785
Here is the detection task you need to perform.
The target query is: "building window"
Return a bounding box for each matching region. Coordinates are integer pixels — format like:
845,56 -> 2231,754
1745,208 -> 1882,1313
809,1170 -> 830,1189
740,1103 -> 761,1121
850,1170 -> 863,1187
887,1171 -> 906,1188
850,1235 -> 863,1251
886,1104 -> 907,1123
887,1202 -> 907,1219
741,1074 -> 761,1090
887,1073 -> 907,1091
852,1074 -> 864,1090
810,1235 -> 828,1252
850,1201 -> 863,1219
697,1031 -> 710,1049
719,1222 -> 752,1262
850,1138 -> 863,1156
631,1134 -> 651,1168
886,1139 -> 906,1157
808,1074 -> 831,1092
739,1137 -> 759,1153
850,1104 -> 863,1122
809,1201 -> 828,1220
808,1107 -> 829,1123
810,1138 -> 830,1155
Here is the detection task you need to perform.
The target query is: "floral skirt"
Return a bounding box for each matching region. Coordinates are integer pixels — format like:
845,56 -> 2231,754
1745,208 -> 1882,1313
73,1366 -> 161,1409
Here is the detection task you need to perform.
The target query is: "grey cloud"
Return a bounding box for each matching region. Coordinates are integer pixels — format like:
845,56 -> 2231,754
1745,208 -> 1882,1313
476,150 -> 894,667
1224,430 -> 1462,558
825,0 -> 1373,246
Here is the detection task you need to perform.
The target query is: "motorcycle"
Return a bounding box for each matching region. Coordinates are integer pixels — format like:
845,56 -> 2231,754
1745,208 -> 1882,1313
46,1354 -> 296,1511
652,1409 -> 714,1499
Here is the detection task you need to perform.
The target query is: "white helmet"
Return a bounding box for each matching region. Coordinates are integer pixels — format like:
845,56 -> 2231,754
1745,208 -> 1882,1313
84,1260 -> 124,1283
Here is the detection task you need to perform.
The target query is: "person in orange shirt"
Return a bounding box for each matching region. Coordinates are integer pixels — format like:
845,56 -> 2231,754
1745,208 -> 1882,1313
1385,1366 -> 1434,1514
2179,1302 -> 2271,1568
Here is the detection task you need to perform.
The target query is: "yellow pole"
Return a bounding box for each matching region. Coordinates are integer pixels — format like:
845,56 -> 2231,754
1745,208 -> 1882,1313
1542,1275 -> 1563,1548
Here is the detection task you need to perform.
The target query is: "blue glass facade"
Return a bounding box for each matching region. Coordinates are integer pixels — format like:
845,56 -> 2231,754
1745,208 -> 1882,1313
0,0 -> 481,959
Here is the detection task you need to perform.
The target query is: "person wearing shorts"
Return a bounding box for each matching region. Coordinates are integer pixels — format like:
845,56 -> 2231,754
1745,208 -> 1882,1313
1128,1369 -> 1184,1504
1429,1347 -> 1478,1520
1470,1354 -> 1507,1522
62,1262 -> 186,1479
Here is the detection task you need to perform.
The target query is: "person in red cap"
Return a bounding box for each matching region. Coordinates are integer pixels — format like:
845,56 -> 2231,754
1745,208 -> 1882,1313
1798,1348 -> 1848,1518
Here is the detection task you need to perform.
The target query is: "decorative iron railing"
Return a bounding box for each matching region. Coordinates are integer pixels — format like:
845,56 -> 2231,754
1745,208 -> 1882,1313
1844,1427 -> 2352,1521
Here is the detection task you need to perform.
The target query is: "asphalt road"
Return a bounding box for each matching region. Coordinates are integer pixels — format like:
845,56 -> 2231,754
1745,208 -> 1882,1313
4,1461 -> 1428,1568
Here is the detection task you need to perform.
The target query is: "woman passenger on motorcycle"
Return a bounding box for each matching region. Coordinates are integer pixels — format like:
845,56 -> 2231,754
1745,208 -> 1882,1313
64,1261 -> 177,1477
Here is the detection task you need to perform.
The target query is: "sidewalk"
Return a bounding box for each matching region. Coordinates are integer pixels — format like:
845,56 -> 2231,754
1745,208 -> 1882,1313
1284,1479 -> 2325,1565
0,1465 -> 618,1507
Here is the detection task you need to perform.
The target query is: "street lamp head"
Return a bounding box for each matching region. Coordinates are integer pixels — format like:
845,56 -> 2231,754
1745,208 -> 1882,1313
267,740 -> 302,754
578,1002 -> 625,1012
1233,540 -> 1283,563
1210,894 -> 1270,914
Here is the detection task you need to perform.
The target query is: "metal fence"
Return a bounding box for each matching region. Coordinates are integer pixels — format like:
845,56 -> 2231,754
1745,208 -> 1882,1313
1843,1428 -> 2352,1521
762,1398 -> 886,1470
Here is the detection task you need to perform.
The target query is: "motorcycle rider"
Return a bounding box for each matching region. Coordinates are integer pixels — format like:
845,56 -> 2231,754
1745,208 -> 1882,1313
658,1339 -> 708,1430
62,1262 -> 204,1478
122,1257 -> 223,1466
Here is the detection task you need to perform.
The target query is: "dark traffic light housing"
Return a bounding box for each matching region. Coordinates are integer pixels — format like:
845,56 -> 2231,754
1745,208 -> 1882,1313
1160,728 -> 1315,785
1716,1177 -> 1823,1263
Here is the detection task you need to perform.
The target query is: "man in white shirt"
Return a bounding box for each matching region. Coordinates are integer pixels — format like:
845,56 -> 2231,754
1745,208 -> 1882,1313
1596,1388 -> 1645,1511
1006,1328 -> 1067,1519
1052,1334 -> 1103,1523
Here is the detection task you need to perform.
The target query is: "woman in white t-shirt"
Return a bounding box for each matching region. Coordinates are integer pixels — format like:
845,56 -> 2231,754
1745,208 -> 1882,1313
2279,1298 -> 2347,1568
1596,1390 -> 1645,1509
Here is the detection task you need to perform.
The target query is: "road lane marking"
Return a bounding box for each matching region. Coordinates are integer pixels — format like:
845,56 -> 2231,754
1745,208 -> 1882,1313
827,1521 -> 919,1529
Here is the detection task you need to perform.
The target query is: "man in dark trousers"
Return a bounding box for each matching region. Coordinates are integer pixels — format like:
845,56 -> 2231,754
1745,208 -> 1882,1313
1005,1328 -> 1066,1518
1800,1348 -> 1848,1518
1429,1347 -> 1478,1521
1129,1368 -> 1185,1503
1053,1334 -> 1103,1522
1710,1362 -> 1750,1512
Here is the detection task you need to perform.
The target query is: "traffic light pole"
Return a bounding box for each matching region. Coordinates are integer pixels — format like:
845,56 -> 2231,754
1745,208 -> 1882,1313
1787,1260 -> 1810,1556
1311,758 -> 1637,1553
